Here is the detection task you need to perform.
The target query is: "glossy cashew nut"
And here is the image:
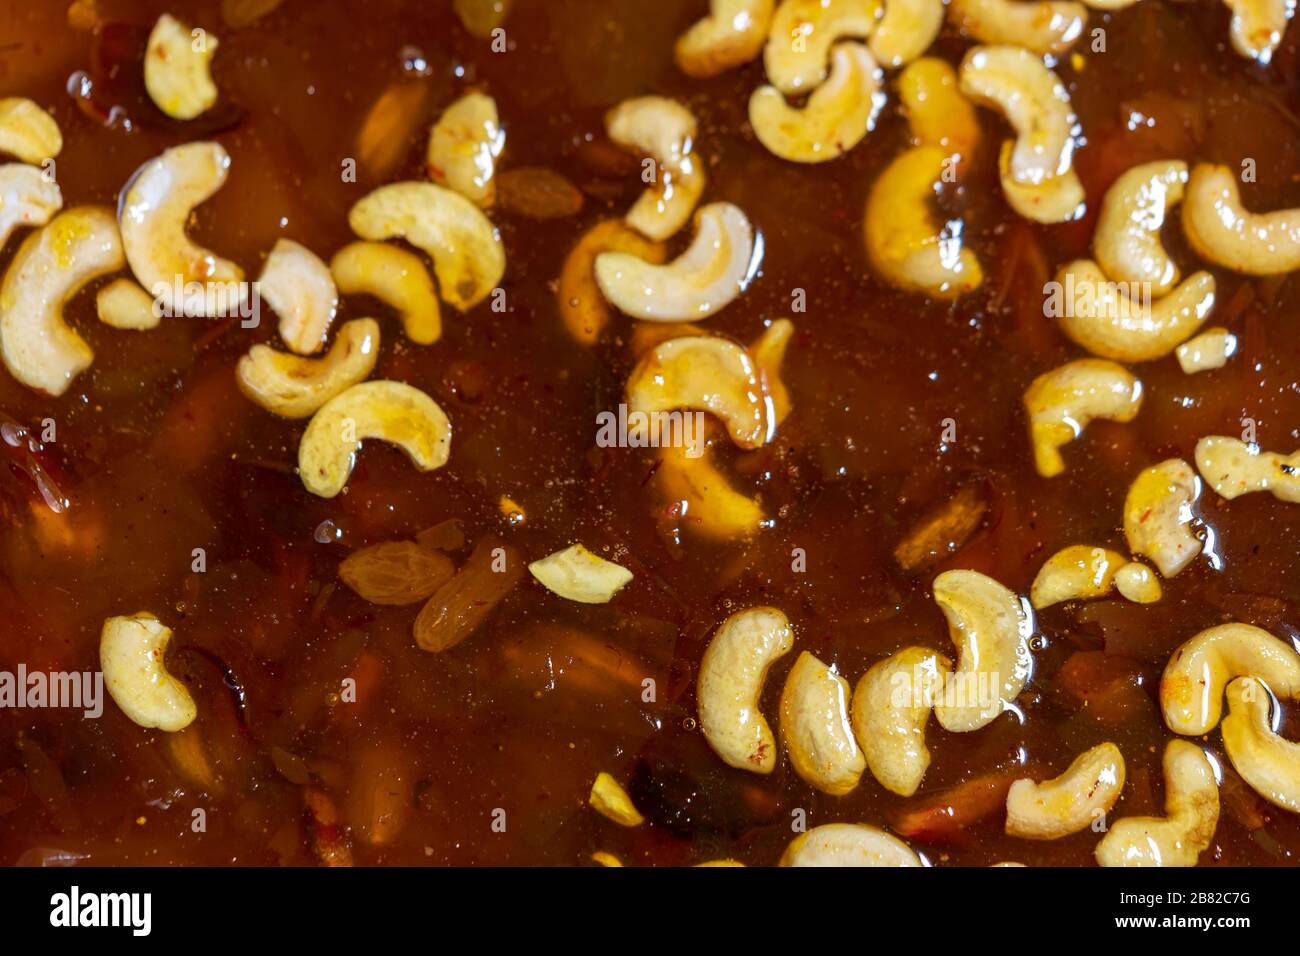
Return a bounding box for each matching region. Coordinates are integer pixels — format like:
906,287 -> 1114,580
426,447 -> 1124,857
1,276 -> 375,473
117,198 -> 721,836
750,42 -> 884,163
779,651 -> 866,795
0,206 -> 124,395
997,139 -> 1085,223
606,96 -> 706,242
1176,328 -> 1237,374
237,318 -> 380,418
752,318 -> 794,424
1094,740 -> 1219,867
656,434 -> 767,540
144,13 -> 219,121
348,181 -> 504,311
763,0 -> 880,93
297,380 -> 452,498
1222,677 -> 1300,813
1115,561 -> 1162,604
1006,742 -> 1126,839
698,606 -> 795,773
933,569 -> 1033,732
1225,0 -> 1293,65
851,646 -> 949,796
1195,436 -> 1300,504
1123,459 -> 1202,578
1095,160 -> 1188,296
947,0 -> 1087,56
1160,623 -> 1300,736
897,57 -> 980,156
869,0 -> 944,68
101,612 -> 197,732
426,92 -> 504,208
676,0 -> 775,77
330,240 -> 441,345
1029,545 -> 1128,609
96,278 -> 160,330
0,97 -> 63,163
594,202 -> 756,321
0,162 -> 61,247
1182,163 -> 1300,276
1023,359 -> 1143,478
588,772 -> 644,826
257,239 -> 339,355
557,220 -> 665,345
528,544 -> 633,605
781,823 -> 923,866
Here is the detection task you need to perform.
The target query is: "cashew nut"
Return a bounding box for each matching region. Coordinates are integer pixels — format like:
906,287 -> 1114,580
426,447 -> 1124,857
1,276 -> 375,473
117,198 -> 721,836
237,318 -> 379,419
1160,623 -> 1300,736
588,772 -> 644,826
870,0 -> 944,68
779,651 -> 866,795
1095,160 -> 1187,295
0,98 -> 62,163
528,544 -> 633,604
656,436 -> 766,540
1225,0 -> 1293,65
676,0 -> 775,77
763,0 -> 880,93
1195,436 -> 1300,504
330,241 -> 441,346
898,57 -> 980,156
0,163 -> 61,248
1030,545 -> 1127,609
347,182 -> 504,311
606,97 -> 706,242
118,142 -> 245,318
297,380 -> 452,498
1123,459 -> 1202,578
426,92 -> 504,207
948,0 -> 1087,56
997,139 -> 1085,223
1222,677 -> 1300,813
560,223 -> 665,345
1115,561 -> 1162,604
0,206 -> 124,395
1023,359 -> 1144,478
1095,740 -> 1219,867
1183,163 -> 1300,276
144,13 -> 219,121
698,606 -> 794,773
255,239 -> 339,355
100,612 -> 197,732
1176,327 -> 1237,374
750,42 -> 884,163
932,569 -> 1033,732
96,278 -> 160,330
594,202 -> 756,321
1006,742 -> 1126,839
780,824 -> 923,866
752,317 -> 794,424
851,646 -> 949,796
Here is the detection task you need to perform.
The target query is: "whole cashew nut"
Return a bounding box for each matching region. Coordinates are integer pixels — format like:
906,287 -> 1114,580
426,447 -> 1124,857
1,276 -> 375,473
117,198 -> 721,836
100,612 -> 197,732
0,98 -> 63,164
1222,676 -> 1300,813
0,162 -> 61,248
997,140 -> 1085,223
676,0 -> 775,77
763,0 -> 880,93
1023,359 -> 1144,478
898,57 -> 980,156
1030,545 -> 1127,609
1195,436 -> 1300,504
948,0 -> 1087,56
779,651 -> 866,795
1225,0 -> 1293,65
1182,163 -> 1300,276
1006,742 -> 1126,839
237,318 -> 380,419
1095,160 -> 1188,296
258,239 -> 339,355
851,646 -> 950,796
330,240 -> 441,346
96,278 -> 160,331
781,823 -> 923,866
426,92 -> 504,208
698,606 -> 795,773
557,220 -> 666,345
144,13 -> 219,121
657,435 -> 766,540
606,96 -> 706,242
1123,458 -> 1202,578
1176,328 -> 1237,374
870,0 -> 944,68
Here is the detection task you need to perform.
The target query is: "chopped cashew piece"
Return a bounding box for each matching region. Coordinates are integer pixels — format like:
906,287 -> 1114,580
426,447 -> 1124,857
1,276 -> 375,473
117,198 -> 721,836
676,0 -> 774,77
870,0 -> 943,67
330,241 -> 441,346
932,569 -> 1033,732
0,206 -> 124,395
237,318 -> 379,418
781,824 -> 923,866
1023,359 -> 1143,478
1176,328 -> 1236,374
0,98 -> 63,163
1226,0 -> 1293,65
1222,677 -> 1300,813
1195,436 -> 1300,504
1115,561 -> 1162,604
851,646 -> 949,796
426,92 -> 504,207
1030,545 -> 1127,609
656,438 -> 766,541
948,0 -> 1087,55
1095,160 -> 1188,296
1052,260 -> 1216,363
0,163 -> 61,247
557,220 -> 666,345
348,182 -> 504,311
898,57 -> 980,156
606,97 -> 706,242
96,278 -> 160,330
1095,740 -> 1219,867
118,142 -> 245,318
750,41 -> 884,163
528,544 -> 633,604
1123,459 -> 1202,578
100,613 -> 197,732
591,851 -> 623,867
594,202 -> 756,321
1007,743 -> 1126,839
588,772 -> 644,826
698,606 -> 794,773
764,0 -> 880,93
258,239 -> 339,355
1160,623 -> 1300,736
144,14 -> 219,121
779,651 -> 866,795
1183,163 -> 1300,276
297,380 -> 452,498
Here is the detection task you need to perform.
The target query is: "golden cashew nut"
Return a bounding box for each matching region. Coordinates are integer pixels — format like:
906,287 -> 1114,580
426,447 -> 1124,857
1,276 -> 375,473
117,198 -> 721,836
330,241 -> 441,346
1183,163 -> 1300,276
948,0 -> 1087,56
257,239 -> 339,355
144,13 -> 219,121
1123,458 -> 1202,578
347,181 -> 504,312
297,380 -> 452,498
752,317 -> 795,424
119,142 -> 245,318
779,651 -> 866,795
698,606 -> 795,773
997,140 -> 1085,223
676,0 -> 775,77
528,544 -> 633,604
100,613 -> 197,732
0,162 -> 62,247
870,0 -> 944,68
606,96 -> 706,242
1222,677 -> 1300,813
763,0 -> 880,93
1176,327 -> 1236,374
1115,561 -> 1162,604
426,92 -> 504,208
0,206 -> 124,395
1023,359 -> 1143,478
1006,742 -> 1126,839
0,98 -> 63,163
932,569 -> 1033,732
1094,740 -> 1219,867
557,220 -> 665,345
1160,623 -> 1300,736
1029,545 -> 1128,609
851,646 -> 949,796
897,57 -> 980,156
1195,435 -> 1300,504
656,436 -> 767,540
96,278 -> 160,331
781,824 -> 923,866
1224,0 -> 1293,65
1095,160 -> 1188,296
237,318 -> 380,419
594,202 -> 756,321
